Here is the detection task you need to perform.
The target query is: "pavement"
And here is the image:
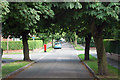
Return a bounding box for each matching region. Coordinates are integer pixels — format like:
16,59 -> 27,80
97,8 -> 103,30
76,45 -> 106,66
78,44 -> 120,70
4,43 -> 94,79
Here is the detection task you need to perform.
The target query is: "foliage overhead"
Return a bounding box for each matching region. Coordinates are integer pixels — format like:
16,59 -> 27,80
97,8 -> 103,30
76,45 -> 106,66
2,2 -> 54,38
0,0 -> 10,22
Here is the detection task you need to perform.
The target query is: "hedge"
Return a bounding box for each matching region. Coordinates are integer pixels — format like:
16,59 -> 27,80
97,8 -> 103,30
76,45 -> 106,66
1,40 -> 44,50
103,39 -> 120,54
78,38 -> 120,54
28,40 -> 43,50
89,39 -> 120,54
1,41 -> 23,50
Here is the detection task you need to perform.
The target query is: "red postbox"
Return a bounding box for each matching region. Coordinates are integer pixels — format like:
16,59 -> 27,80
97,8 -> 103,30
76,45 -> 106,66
44,44 -> 47,52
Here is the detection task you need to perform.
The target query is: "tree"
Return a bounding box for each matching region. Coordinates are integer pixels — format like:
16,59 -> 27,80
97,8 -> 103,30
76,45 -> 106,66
54,33 -> 62,41
37,33 -> 50,47
84,33 -> 91,60
85,2 -> 120,75
0,0 -> 10,23
64,2 -> 119,75
75,17 -> 92,60
0,0 -> 10,56
49,24 -> 62,47
0,1 -> 10,79
76,27 -> 92,60
74,32 -> 77,47
2,2 -> 54,61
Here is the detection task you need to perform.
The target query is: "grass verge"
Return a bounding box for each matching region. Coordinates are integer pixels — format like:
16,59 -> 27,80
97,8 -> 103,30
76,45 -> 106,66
3,53 -> 23,54
78,54 -> 120,80
4,52 -> 34,54
71,43 -> 84,50
75,45 -> 84,50
2,60 -> 31,77
2,58 -> 12,60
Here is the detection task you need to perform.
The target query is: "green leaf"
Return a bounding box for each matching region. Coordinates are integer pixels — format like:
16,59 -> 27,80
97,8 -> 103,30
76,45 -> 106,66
70,3 -> 74,9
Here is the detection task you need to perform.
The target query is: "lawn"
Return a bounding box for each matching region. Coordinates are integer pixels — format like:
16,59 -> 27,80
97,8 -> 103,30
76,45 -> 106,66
4,52 -> 34,54
78,54 -> 120,80
71,43 -> 84,50
2,58 -> 12,60
75,45 -> 84,50
3,53 -> 23,54
2,60 -> 31,78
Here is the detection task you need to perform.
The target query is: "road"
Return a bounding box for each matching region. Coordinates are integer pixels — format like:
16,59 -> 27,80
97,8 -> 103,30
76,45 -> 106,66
11,43 -> 94,79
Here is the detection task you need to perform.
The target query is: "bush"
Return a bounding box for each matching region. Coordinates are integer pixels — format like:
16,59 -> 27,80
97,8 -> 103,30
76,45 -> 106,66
104,39 -> 120,54
1,40 -> 44,50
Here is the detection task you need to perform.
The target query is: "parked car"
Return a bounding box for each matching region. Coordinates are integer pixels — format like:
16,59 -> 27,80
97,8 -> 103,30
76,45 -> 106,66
54,42 -> 62,49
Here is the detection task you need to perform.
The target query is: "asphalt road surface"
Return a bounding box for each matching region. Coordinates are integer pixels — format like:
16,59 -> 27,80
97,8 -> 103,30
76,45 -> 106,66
11,43 -> 94,79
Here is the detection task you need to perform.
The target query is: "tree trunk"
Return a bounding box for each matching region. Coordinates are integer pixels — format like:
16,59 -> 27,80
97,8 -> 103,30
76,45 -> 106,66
68,37 -> 70,42
74,32 -> 77,47
85,34 -> 91,60
7,36 -> 9,53
72,39 -> 74,42
94,35 -> 108,75
52,37 -> 54,48
91,21 -> 108,75
0,23 -> 2,56
0,22 -> 2,80
70,38 -> 72,43
22,34 -> 31,61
